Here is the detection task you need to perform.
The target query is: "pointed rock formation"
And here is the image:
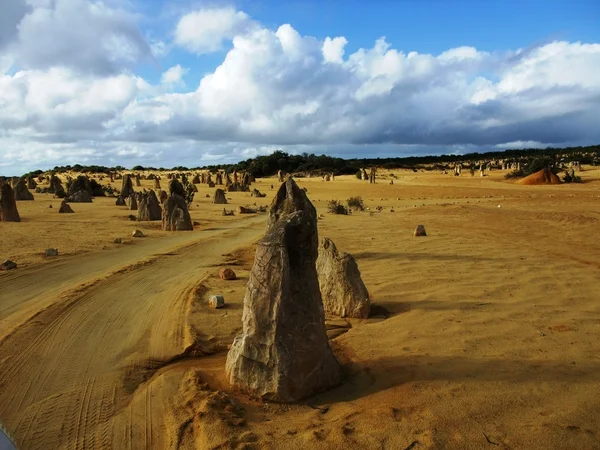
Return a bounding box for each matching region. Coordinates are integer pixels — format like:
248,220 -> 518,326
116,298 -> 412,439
115,196 -> 126,206
58,199 -> 74,214
14,180 -> 34,201
159,190 -> 168,204
162,194 -> 193,231
50,175 -> 66,198
68,175 -> 93,202
27,177 -> 37,190
251,188 -> 266,198
121,174 -> 135,199
226,179 -> 340,402
316,238 -> 370,318
138,190 -> 162,221
0,184 -> 21,222
135,175 -> 141,187
413,225 -> 427,236
168,178 -> 186,197
129,195 -> 138,211
154,178 -> 161,189
192,174 -> 200,184
212,189 -> 227,204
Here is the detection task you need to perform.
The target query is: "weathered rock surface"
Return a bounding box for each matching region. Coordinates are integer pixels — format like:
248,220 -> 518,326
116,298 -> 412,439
162,194 -> 193,231
169,178 -> 186,197
219,268 -> 236,280
1,260 -> 17,271
14,180 -> 34,201
115,196 -> 126,206
45,248 -> 58,257
226,179 -> 340,402
212,189 -> 227,204
251,188 -> 266,198
128,195 -> 138,211
68,176 -> 93,202
27,177 -> 37,190
0,184 -> 21,222
316,237 -> 370,318
58,200 -> 74,213
414,225 -> 427,236
137,190 -> 162,221
121,174 -> 135,199
209,295 -> 225,308
50,176 -> 66,198
131,230 -> 144,238
69,190 -> 92,203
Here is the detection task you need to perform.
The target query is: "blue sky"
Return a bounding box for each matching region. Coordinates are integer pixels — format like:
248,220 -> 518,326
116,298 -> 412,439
0,0 -> 599,174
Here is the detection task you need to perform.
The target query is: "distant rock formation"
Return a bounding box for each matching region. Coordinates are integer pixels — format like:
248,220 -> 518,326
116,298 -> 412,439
120,174 -> 135,199
212,189 -> 227,204
14,180 -> 34,201
58,199 -> 74,214
317,237 -> 370,318
137,190 -> 162,221
162,194 -> 193,231
68,175 -> 93,202
226,179 -> 340,402
516,167 -> 562,185
0,184 -> 21,222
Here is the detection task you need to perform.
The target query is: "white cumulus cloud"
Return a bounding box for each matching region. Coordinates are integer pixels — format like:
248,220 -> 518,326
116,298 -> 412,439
174,6 -> 254,54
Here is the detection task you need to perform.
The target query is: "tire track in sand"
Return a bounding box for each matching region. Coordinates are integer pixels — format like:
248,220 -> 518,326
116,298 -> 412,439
0,216 -> 264,449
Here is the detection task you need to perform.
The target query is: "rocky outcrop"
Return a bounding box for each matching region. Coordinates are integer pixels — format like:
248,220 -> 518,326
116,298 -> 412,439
154,178 -> 161,189
414,225 -> 427,236
212,189 -> 227,204
162,194 -> 193,231
251,188 -> 266,198
226,179 -> 340,402
227,182 -> 249,192
159,190 -> 168,204
14,180 -> 34,201
316,237 -> 370,318
27,177 -> 37,190
0,184 -> 21,222
115,196 -> 126,206
137,190 -> 162,221
129,194 -> 138,210
219,268 -> 236,280
68,175 -> 93,202
50,175 -> 66,198
121,174 -> 135,199
58,200 -> 74,213
169,178 -> 186,197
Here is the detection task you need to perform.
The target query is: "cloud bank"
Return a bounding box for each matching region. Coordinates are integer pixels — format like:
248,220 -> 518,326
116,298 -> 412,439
1,1 -> 599,174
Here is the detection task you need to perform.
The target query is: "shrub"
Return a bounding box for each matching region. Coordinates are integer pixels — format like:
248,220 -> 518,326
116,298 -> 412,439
327,200 -> 349,215
355,170 -> 362,180
347,196 -> 364,211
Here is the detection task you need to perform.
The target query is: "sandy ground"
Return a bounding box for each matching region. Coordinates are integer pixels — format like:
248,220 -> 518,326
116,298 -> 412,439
1,168 -> 600,449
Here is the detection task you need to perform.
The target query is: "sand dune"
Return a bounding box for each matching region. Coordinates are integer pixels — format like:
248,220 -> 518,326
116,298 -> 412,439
1,169 -> 600,449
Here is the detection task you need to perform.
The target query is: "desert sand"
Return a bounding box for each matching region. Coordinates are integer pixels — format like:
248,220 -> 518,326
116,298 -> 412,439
1,168 -> 600,449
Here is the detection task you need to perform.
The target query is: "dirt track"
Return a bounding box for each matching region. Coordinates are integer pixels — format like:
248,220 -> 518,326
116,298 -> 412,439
0,215 -> 265,449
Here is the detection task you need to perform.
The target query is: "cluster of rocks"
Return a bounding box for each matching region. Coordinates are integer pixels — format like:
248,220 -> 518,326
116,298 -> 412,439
225,179 -> 373,402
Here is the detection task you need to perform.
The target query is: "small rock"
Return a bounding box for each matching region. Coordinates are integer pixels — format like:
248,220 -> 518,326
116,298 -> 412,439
193,221 -> 200,226
209,295 -> 225,308
1,260 -> 17,271
45,248 -> 58,257
219,268 -> 237,280
113,238 -> 122,244
414,225 -> 427,237
131,230 -> 144,238
48,205 -> 53,208
128,214 -> 136,221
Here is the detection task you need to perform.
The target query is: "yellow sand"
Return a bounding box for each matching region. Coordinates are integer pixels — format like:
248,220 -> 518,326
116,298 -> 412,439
1,168 -> 599,449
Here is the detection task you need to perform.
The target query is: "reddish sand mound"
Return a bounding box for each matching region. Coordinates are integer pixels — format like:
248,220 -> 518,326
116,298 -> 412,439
517,167 -> 562,185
